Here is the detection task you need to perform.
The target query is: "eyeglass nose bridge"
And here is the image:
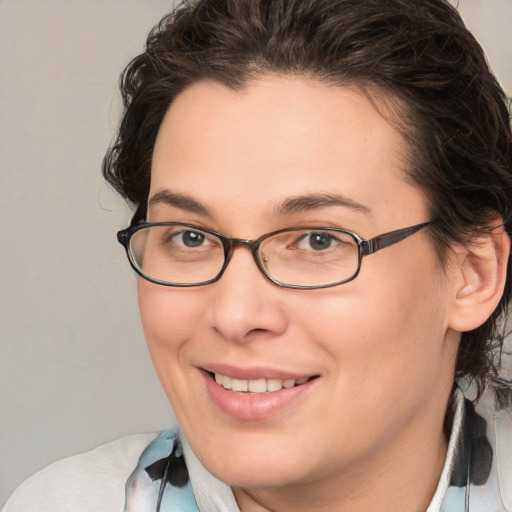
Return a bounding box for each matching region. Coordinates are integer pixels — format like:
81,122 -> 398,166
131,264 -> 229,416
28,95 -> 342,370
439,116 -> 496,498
218,236 -> 268,281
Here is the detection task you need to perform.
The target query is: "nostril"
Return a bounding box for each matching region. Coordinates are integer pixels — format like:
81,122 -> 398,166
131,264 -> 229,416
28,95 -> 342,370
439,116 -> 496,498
248,328 -> 267,335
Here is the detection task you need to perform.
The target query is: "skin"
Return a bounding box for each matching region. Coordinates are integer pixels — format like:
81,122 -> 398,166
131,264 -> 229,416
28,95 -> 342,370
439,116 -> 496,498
139,76 -> 467,512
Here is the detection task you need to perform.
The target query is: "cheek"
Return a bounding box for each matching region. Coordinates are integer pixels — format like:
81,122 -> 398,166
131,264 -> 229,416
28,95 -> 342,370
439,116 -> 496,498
137,279 -> 208,362
304,253 -> 453,395
137,279 -> 215,425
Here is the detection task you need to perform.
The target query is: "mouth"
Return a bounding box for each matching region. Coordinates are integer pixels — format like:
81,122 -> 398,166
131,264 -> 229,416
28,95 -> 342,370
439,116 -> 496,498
208,371 -> 318,394
201,368 -> 320,420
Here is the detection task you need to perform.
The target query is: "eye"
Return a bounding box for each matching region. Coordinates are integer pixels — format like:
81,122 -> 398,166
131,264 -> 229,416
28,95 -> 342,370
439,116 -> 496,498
179,230 -> 206,248
307,232 -> 333,250
297,231 -> 338,251
160,227 -> 217,251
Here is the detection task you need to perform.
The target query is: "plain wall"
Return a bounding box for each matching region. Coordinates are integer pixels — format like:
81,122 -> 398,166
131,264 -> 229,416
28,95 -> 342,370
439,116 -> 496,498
0,1 -> 178,505
1,0 -> 511,506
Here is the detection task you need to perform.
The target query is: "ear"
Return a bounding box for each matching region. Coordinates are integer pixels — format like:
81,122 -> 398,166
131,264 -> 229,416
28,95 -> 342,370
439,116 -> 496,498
448,222 -> 510,333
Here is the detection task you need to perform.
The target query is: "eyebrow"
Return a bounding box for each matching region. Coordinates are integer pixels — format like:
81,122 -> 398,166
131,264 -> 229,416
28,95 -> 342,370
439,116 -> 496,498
148,190 -> 371,218
148,190 -> 212,216
274,193 -> 372,216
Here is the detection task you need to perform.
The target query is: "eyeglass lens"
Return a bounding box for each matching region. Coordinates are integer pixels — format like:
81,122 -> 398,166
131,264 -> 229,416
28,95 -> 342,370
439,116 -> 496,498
128,224 -> 360,287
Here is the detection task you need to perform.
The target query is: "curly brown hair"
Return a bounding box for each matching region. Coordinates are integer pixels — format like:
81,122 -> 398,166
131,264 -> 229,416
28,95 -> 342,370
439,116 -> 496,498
103,0 -> 512,398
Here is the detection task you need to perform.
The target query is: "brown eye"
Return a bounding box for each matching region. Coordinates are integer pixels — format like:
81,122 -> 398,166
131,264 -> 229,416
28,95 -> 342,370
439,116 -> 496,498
307,232 -> 333,251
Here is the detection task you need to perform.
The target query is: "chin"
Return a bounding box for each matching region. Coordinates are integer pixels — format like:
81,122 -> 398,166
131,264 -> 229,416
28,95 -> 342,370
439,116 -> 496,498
193,435 -> 315,490
211,462 -> 308,490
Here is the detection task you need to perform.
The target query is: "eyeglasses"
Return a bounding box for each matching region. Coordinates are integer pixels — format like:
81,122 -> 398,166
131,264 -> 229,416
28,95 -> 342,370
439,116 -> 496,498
117,221 -> 432,290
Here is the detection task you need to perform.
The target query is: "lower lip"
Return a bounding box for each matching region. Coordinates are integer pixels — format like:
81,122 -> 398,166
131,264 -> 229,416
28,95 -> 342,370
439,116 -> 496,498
201,371 -> 317,421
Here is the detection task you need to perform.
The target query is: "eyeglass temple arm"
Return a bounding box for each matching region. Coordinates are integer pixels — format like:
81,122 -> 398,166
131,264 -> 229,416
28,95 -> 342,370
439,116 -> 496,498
116,205 -> 148,247
360,221 -> 432,256
130,204 -> 147,226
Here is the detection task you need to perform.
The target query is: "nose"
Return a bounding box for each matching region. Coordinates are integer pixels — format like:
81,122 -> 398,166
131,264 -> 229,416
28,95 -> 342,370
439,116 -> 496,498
208,245 -> 288,343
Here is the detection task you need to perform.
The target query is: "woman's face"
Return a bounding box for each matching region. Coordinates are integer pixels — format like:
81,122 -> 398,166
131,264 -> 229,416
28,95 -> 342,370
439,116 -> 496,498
139,76 -> 461,497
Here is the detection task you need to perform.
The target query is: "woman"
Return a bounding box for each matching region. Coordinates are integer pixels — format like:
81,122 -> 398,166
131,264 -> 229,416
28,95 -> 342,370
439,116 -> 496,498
4,0 -> 512,511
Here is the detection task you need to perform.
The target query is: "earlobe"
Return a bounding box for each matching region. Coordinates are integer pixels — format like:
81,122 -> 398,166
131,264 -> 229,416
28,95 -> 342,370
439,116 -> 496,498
449,223 -> 510,333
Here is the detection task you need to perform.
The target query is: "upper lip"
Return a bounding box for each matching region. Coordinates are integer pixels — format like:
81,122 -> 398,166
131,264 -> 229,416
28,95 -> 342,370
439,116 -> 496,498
201,363 -> 318,381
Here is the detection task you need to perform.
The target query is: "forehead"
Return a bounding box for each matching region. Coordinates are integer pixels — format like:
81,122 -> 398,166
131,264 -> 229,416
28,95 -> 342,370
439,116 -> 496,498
150,76 -> 426,230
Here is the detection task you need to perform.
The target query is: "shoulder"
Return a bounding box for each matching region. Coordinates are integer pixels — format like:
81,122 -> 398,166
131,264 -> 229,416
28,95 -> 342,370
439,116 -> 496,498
3,432 -> 158,512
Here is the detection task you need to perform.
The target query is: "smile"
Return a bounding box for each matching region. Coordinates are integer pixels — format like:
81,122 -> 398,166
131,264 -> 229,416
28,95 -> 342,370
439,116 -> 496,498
203,369 -> 319,420
214,373 -> 311,393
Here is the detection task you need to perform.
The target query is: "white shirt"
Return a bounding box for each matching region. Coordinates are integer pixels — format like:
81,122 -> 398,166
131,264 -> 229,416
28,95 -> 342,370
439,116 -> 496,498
2,433 -> 157,512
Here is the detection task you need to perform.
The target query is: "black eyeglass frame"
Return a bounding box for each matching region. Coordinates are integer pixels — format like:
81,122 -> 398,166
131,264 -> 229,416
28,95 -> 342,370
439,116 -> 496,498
117,220 -> 433,290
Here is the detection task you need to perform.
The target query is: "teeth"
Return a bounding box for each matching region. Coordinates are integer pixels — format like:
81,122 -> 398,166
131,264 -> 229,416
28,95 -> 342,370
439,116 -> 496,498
231,378 -> 248,392
248,378 -> 267,393
214,373 -> 310,393
267,378 -> 283,392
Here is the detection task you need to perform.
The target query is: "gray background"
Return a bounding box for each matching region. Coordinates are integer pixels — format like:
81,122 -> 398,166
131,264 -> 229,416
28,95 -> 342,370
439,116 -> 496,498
1,0 -> 511,506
